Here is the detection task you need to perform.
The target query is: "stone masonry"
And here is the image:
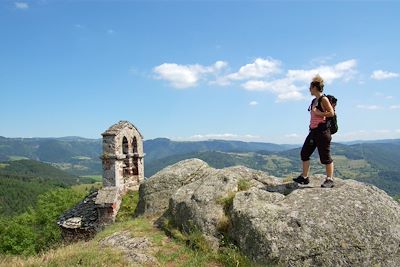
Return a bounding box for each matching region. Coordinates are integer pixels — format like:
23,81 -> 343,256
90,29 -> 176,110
101,120 -> 145,192
58,120 -> 144,242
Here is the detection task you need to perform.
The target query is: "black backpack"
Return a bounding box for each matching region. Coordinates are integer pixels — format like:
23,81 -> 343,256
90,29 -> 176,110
316,94 -> 338,134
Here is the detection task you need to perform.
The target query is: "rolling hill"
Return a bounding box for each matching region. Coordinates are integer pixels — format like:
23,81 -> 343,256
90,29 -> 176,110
1,136 -> 400,195
0,160 -> 96,216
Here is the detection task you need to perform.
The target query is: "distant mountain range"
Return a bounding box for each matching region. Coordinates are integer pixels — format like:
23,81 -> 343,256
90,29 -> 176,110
0,136 -> 298,175
1,136 -> 400,195
0,159 -> 96,216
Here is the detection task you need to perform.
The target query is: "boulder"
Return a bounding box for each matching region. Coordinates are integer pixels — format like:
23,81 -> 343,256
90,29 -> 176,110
137,159 -> 400,266
135,159 -> 212,216
229,177 -> 400,266
167,164 -> 281,247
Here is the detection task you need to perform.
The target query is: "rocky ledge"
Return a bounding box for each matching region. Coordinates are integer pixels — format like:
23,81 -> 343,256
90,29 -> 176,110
135,159 -> 400,266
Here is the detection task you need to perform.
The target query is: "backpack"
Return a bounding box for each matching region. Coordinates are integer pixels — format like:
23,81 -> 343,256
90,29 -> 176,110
316,94 -> 338,134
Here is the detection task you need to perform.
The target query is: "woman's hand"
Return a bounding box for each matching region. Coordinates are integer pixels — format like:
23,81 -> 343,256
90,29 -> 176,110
312,107 -> 325,117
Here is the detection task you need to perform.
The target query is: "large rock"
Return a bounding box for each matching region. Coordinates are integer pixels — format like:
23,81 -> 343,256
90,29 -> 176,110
167,164 -> 282,247
135,159 -> 212,216
136,159 -> 400,266
229,177 -> 400,266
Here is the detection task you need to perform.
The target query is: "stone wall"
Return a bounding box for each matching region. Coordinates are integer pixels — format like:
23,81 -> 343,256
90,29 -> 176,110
101,121 -> 144,192
59,121 -> 144,242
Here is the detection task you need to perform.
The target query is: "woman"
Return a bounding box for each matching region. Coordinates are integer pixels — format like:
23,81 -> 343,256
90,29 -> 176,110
293,75 -> 335,188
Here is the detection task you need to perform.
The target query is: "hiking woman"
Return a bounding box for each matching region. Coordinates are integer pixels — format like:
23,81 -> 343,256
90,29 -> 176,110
293,75 -> 335,188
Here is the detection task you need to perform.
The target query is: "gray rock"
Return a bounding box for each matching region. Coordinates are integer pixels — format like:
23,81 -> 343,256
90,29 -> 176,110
135,159 -> 212,216
229,177 -> 400,266
167,164 -> 281,248
137,159 -> 400,266
100,231 -> 158,266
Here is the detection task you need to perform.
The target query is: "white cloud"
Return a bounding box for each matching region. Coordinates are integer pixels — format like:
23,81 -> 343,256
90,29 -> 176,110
286,59 -> 357,83
242,79 -> 305,102
153,61 -> 228,89
173,133 -> 262,141
15,2 -> 29,9
107,29 -> 115,34
277,91 -> 305,102
249,101 -> 258,106
240,59 -> 356,101
389,105 -> 400,110
152,58 -> 357,102
371,70 -> 399,80
356,104 -> 382,110
216,58 -> 281,85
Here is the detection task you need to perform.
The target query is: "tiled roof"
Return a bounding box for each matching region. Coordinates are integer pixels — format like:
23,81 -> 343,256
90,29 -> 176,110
102,120 -> 143,138
58,190 -> 99,230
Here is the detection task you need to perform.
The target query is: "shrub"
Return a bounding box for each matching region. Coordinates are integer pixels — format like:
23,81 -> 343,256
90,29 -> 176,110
0,188 -> 84,255
115,190 -> 139,222
238,179 -> 251,191
216,192 -> 236,214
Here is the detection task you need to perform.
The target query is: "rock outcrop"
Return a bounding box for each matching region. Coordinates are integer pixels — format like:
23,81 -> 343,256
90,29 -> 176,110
135,159 -> 212,216
137,159 -> 400,266
230,179 -> 400,266
100,231 -> 157,265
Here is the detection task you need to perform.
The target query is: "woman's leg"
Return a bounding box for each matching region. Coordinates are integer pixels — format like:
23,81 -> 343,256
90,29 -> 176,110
302,160 -> 311,177
316,130 -> 334,180
300,132 -> 316,177
326,162 -> 334,179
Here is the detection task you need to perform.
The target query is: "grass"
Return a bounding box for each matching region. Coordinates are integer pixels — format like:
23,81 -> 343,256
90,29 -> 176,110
237,179 -> 251,191
0,186 -> 273,267
80,174 -> 102,181
71,182 -> 102,195
0,240 -> 128,267
8,156 -> 29,161
0,214 -> 268,266
0,163 -> 9,169
216,192 -> 236,214
116,190 -> 140,222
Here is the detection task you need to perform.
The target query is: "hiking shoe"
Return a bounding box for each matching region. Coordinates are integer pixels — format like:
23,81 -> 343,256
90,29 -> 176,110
321,179 -> 334,188
293,175 -> 310,185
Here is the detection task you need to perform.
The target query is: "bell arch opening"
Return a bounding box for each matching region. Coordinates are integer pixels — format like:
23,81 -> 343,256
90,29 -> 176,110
132,137 -> 139,176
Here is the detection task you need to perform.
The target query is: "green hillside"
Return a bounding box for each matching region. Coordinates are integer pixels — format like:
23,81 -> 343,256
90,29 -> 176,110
0,137 -> 102,176
0,160 -> 96,216
1,136 -> 400,195
145,143 -> 400,196
0,137 -> 294,176
144,138 -> 296,162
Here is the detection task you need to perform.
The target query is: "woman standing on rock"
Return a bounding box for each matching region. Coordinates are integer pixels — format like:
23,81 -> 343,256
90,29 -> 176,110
293,75 -> 335,188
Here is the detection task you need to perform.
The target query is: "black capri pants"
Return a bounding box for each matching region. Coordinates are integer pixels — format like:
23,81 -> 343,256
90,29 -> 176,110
300,128 -> 333,165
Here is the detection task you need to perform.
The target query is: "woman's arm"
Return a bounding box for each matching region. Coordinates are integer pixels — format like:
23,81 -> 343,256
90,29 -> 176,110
312,97 -> 335,117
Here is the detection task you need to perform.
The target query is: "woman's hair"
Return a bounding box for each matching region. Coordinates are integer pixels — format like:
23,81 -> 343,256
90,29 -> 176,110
311,74 -> 324,92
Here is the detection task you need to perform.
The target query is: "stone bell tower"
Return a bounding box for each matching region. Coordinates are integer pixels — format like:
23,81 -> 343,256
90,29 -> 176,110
58,121 -> 145,242
101,120 -> 144,192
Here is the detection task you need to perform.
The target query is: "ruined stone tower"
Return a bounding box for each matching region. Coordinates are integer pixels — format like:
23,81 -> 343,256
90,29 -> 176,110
101,120 -> 144,192
58,120 -> 144,242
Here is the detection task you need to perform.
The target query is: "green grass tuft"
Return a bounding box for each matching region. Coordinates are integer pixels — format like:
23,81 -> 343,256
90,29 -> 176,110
115,190 -> 139,222
238,179 -> 251,191
216,192 -> 236,214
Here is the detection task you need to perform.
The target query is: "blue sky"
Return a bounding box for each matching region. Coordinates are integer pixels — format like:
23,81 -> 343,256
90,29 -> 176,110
1,1 -> 399,144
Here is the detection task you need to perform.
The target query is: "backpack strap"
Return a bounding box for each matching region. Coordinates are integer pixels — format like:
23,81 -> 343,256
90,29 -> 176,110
316,94 -> 327,112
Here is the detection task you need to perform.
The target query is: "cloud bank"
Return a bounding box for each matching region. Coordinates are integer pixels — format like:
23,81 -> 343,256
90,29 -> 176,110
153,58 -> 357,101
371,70 -> 399,80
